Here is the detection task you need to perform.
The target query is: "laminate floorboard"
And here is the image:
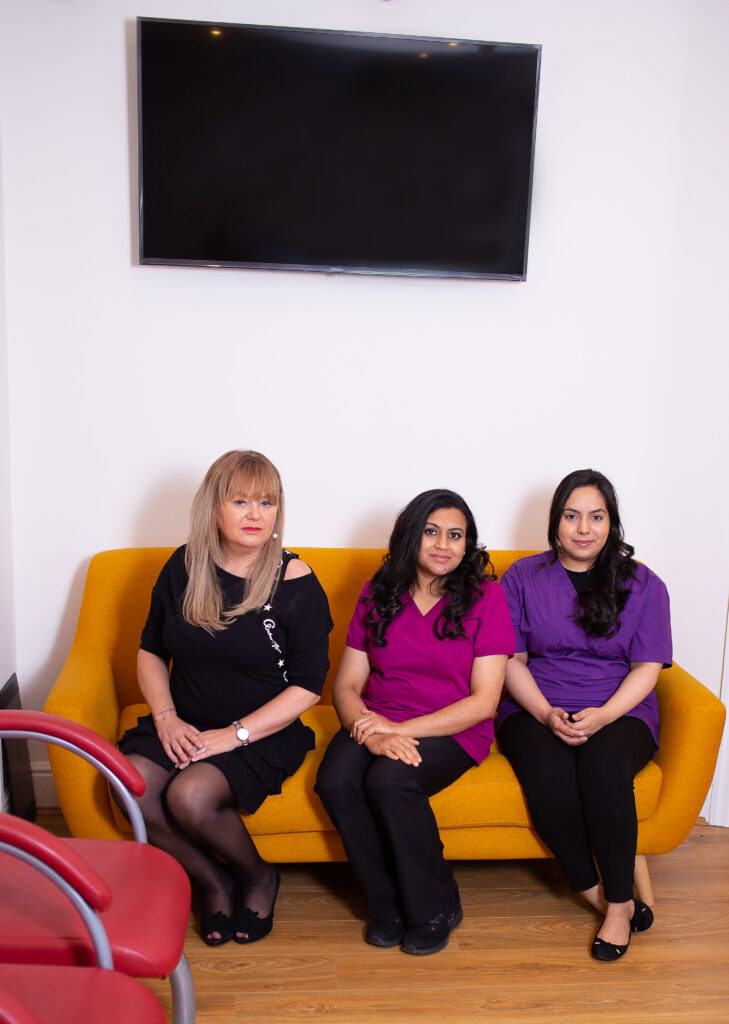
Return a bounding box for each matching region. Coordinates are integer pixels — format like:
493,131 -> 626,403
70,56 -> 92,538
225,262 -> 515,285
34,814 -> 729,1024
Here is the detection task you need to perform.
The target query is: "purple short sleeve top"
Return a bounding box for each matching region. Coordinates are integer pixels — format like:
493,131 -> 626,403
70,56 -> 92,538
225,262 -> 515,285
346,580 -> 516,764
496,552 -> 672,744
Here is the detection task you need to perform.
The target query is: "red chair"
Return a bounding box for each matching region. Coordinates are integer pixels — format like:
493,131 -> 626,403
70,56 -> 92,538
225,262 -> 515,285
0,813 -> 166,1024
0,710 -> 195,1024
0,967 -> 166,1024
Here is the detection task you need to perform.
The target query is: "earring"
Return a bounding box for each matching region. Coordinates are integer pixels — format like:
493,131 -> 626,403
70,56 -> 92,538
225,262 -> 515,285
272,532 -> 279,539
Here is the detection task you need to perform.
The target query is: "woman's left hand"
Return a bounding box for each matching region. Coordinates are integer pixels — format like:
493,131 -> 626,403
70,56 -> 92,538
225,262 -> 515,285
364,731 -> 421,765
351,710 -> 398,744
570,706 -> 612,739
182,726 -> 239,767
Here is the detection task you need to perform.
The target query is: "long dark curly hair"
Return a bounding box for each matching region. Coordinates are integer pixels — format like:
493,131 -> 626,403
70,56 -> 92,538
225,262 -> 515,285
547,469 -> 637,638
367,489 -> 493,646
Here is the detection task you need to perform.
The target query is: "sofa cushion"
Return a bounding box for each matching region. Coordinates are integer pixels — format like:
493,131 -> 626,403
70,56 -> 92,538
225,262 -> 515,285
115,703 -> 663,839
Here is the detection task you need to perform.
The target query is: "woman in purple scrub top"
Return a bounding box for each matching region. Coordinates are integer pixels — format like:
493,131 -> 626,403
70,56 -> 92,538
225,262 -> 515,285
315,489 -> 515,956
497,469 -> 671,963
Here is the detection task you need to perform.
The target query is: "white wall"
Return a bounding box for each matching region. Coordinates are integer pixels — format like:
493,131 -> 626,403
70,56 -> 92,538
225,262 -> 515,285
709,605 -> 729,823
1,1 -> 727,812
0,113 -> 17,807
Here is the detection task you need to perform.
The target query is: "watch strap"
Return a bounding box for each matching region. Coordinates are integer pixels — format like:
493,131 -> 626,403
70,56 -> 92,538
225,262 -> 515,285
233,720 -> 250,746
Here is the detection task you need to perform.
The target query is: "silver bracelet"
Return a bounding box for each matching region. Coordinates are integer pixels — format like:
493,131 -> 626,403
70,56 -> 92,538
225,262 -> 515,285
153,707 -> 176,719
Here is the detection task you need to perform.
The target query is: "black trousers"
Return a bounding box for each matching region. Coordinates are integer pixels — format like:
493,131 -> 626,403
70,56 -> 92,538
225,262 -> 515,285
498,712 -> 656,903
315,728 -> 474,926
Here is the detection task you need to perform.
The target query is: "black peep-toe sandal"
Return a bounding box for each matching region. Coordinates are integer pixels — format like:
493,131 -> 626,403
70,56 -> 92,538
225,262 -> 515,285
234,867 -> 281,944
201,910 -> 235,946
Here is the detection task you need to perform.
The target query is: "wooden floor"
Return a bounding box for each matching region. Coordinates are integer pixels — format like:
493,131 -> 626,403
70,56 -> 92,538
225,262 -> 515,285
37,813 -> 729,1024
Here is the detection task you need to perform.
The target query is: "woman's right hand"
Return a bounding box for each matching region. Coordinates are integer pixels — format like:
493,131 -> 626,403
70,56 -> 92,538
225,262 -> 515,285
364,731 -> 421,766
350,709 -> 397,744
153,711 -> 205,765
544,706 -> 587,746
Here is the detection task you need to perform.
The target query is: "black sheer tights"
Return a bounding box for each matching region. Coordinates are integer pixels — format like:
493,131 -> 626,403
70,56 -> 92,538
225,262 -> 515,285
125,755 -> 277,922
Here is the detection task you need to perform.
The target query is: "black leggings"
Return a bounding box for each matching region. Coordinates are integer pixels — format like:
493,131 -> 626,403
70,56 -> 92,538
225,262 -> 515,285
315,728 -> 474,926
498,712 -> 656,903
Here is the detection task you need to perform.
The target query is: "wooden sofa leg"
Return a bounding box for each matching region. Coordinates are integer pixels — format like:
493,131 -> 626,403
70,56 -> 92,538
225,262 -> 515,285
634,854 -> 654,906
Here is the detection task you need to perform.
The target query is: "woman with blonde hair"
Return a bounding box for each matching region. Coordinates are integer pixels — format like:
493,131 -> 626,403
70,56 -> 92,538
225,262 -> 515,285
120,451 -> 332,945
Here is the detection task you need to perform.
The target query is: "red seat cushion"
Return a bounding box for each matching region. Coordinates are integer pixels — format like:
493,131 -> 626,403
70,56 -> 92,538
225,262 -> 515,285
0,839 -> 190,977
0,963 -> 167,1024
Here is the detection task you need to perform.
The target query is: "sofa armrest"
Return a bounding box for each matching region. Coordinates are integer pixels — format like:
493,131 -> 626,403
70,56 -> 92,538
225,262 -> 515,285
43,648 -> 126,840
638,662 -> 726,854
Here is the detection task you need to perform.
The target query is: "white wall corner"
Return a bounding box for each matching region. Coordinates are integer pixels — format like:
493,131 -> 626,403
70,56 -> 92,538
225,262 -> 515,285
707,598 -> 729,827
707,738 -> 729,828
31,759 -> 59,809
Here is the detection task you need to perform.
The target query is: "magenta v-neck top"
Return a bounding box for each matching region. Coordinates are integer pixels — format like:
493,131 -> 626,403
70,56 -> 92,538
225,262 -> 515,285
346,580 -> 516,764
496,552 -> 672,744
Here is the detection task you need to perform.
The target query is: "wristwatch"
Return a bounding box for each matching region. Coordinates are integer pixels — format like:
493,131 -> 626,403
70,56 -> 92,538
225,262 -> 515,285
233,720 -> 250,746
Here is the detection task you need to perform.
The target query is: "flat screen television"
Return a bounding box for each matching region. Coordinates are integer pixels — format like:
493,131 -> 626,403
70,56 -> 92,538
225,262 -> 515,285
137,18 -> 541,280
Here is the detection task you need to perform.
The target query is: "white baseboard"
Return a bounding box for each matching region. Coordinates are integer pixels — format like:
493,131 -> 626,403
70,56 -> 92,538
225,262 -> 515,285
32,760 -> 59,808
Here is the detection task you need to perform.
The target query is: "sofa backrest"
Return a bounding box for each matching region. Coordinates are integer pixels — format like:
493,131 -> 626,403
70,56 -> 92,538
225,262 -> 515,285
72,547 -> 538,707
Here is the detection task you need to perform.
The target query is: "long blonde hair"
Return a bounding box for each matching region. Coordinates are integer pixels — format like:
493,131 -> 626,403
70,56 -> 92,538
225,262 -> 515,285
183,451 -> 285,632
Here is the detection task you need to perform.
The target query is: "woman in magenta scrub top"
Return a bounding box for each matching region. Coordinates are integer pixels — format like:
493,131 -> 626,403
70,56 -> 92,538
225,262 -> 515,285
315,489 -> 515,956
497,469 -> 671,962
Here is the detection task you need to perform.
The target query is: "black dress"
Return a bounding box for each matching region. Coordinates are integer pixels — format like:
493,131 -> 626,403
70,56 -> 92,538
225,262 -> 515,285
119,546 -> 333,811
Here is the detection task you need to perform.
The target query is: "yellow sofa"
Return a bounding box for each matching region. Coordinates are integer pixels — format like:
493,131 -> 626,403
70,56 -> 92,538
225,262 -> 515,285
44,547 -> 725,890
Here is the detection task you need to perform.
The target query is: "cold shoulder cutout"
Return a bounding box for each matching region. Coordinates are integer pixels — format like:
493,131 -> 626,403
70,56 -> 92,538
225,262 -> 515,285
284,556 -> 312,580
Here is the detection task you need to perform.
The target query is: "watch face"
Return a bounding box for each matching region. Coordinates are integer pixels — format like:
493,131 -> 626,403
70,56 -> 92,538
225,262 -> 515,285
236,726 -> 250,742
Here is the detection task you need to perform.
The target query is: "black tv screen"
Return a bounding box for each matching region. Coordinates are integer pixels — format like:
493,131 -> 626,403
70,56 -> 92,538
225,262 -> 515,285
137,18 -> 541,280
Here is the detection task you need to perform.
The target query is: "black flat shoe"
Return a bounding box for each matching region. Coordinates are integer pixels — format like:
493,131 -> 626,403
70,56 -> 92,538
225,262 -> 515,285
400,898 -> 463,956
365,917 -> 405,947
234,867 -> 281,944
201,910 -> 235,946
591,929 -> 630,961
630,899 -> 654,933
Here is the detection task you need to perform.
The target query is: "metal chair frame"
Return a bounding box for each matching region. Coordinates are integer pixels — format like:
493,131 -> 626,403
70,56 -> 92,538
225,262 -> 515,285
0,710 -> 195,1024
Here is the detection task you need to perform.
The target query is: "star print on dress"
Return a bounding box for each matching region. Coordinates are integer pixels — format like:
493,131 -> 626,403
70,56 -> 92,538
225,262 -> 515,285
278,659 -> 285,667
263,604 -> 272,611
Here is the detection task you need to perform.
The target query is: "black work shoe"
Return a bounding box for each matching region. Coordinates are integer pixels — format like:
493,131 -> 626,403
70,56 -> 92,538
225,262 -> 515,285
591,932 -> 630,961
630,899 -> 654,933
400,899 -> 463,956
365,917 -> 405,947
